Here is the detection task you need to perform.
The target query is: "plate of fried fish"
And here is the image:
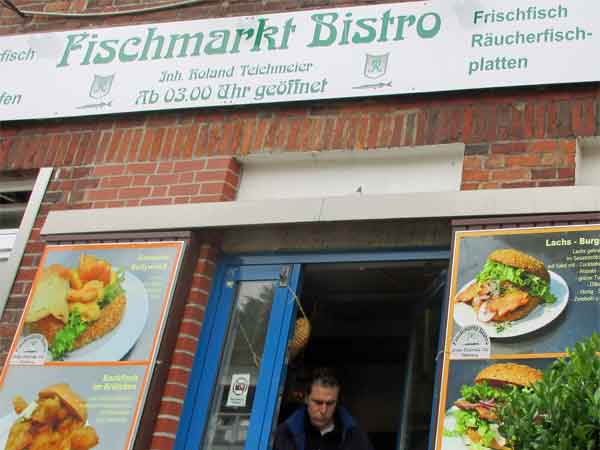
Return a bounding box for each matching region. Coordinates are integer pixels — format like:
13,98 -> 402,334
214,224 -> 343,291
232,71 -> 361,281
453,249 -> 569,338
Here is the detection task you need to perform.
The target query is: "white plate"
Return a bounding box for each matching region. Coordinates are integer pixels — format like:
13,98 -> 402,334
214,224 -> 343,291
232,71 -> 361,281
442,406 -> 485,450
63,271 -> 149,361
453,271 -> 569,338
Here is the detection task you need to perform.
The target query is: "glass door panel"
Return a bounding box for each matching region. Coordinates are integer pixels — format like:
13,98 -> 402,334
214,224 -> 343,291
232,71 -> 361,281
177,263 -> 300,450
201,280 -> 276,450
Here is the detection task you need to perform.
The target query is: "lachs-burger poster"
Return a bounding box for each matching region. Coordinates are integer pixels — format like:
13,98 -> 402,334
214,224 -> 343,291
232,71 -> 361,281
0,241 -> 185,450
436,225 -> 600,450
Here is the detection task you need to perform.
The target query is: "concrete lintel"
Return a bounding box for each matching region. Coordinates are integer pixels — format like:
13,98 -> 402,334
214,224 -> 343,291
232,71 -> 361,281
42,186 -> 600,236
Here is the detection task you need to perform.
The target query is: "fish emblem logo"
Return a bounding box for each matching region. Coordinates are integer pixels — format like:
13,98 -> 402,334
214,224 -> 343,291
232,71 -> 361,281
89,74 -> 115,99
77,74 -> 115,110
364,53 -> 389,79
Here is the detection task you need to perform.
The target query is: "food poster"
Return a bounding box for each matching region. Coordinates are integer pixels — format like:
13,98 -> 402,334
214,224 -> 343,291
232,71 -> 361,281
0,241 -> 185,450
435,225 -> 600,450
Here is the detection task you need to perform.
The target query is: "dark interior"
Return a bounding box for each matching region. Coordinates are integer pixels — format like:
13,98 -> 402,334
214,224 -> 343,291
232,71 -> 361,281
276,259 -> 448,450
0,170 -> 35,229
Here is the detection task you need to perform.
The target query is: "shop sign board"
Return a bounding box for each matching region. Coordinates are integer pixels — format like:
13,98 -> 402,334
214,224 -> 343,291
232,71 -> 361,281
0,241 -> 185,450
436,225 -> 600,450
0,0 -> 597,120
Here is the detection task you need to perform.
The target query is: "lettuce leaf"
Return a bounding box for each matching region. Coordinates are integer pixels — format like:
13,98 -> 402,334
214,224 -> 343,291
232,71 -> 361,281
460,382 -> 514,403
444,409 -> 496,449
476,260 -> 556,304
98,269 -> 125,309
49,310 -> 88,360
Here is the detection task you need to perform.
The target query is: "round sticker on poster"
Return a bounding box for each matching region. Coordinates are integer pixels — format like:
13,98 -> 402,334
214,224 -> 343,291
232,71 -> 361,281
451,325 -> 490,359
10,333 -> 48,365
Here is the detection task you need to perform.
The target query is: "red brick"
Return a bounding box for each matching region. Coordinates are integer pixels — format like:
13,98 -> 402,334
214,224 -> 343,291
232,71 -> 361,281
160,127 -> 177,160
149,434 -> 175,450
159,400 -> 183,417
171,351 -> 194,368
166,367 -> 191,385
194,124 -> 209,157
480,182 -> 501,189
200,183 -> 226,195
173,126 -> 189,160
533,104 -> 547,139
179,172 -> 194,183
491,169 -> 529,181
462,170 -> 488,182
538,179 -> 573,187
15,268 -> 36,283
141,198 -> 172,206
93,165 -> 124,177
153,417 -> 179,434
127,162 -> 157,174
158,162 -> 174,173
116,129 -> 133,163
505,154 -> 542,167
179,320 -> 201,337
560,140 -> 577,153
118,187 -> 152,199
532,169 -> 557,179
150,128 -> 166,161
100,176 -> 132,188
239,119 -> 255,155
530,141 -> 558,152
132,175 -> 147,186
206,157 -> 239,172
87,189 -> 119,201
194,259 -> 215,276
106,129 -> 123,162
191,275 -> 212,291
175,336 -> 199,354
127,129 -> 143,162
462,156 -> 482,170
169,184 -> 199,196
187,290 -> 209,306
558,167 -> 575,178
173,160 -> 206,172
491,143 -> 527,154
139,129 -> 155,161
162,382 -> 188,400
502,181 -> 536,189
148,174 -> 179,185
152,186 -> 168,196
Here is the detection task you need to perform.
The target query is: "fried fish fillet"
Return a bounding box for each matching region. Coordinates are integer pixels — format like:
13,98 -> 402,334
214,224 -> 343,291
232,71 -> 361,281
492,294 -> 542,322
73,294 -> 126,349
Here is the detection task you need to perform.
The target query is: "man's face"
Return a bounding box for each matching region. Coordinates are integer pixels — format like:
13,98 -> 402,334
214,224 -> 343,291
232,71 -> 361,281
306,383 -> 339,431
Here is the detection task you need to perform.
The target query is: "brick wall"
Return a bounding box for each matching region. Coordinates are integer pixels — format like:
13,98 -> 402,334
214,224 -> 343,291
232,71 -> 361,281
0,88 -> 595,450
1,1 -> 599,450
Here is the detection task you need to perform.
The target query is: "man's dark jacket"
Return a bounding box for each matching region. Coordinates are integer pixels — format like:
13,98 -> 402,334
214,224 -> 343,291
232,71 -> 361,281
272,405 -> 374,450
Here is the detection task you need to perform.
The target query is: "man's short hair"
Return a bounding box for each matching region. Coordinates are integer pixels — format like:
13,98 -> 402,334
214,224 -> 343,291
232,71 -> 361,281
307,367 -> 340,394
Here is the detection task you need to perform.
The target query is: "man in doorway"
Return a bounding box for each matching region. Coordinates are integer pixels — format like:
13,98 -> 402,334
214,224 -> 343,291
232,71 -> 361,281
273,368 -> 374,450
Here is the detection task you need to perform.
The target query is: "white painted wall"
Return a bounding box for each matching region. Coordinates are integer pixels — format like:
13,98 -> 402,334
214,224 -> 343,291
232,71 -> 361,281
0,229 -> 17,262
236,145 -> 465,201
576,137 -> 600,186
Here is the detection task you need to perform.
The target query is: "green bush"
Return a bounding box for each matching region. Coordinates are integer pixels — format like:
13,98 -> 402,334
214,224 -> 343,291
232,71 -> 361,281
499,333 -> 600,450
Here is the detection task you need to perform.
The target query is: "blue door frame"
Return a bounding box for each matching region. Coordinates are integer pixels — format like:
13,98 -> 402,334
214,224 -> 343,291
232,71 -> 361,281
174,248 -> 450,450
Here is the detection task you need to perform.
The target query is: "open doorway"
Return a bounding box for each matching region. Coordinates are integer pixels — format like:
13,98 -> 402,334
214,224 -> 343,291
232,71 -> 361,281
275,259 -> 447,450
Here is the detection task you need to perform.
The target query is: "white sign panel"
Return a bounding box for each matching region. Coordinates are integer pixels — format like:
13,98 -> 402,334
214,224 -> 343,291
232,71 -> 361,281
0,0 -> 596,120
226,373 -> 250,407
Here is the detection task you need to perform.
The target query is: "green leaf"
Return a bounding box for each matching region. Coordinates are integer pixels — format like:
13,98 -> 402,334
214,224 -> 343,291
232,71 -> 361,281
498,333 -> 600,450
49,310 -> 88,360
476,260 -> 556,303
98,268 -> 125,309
